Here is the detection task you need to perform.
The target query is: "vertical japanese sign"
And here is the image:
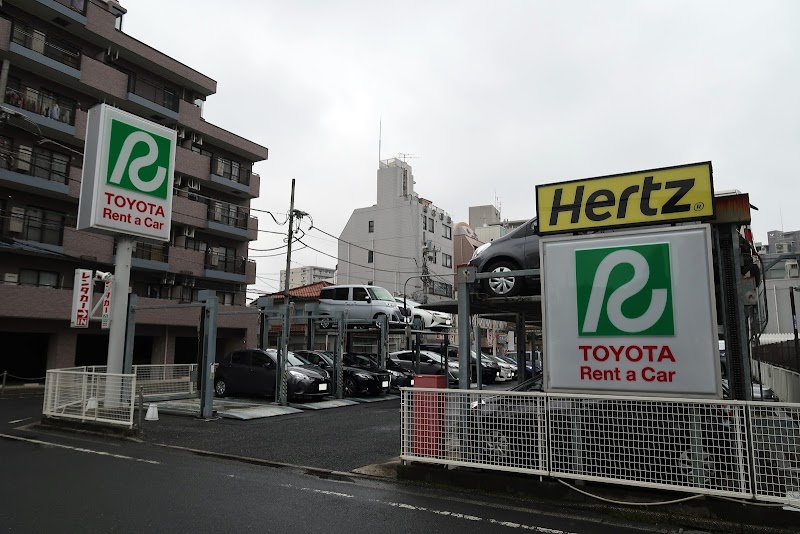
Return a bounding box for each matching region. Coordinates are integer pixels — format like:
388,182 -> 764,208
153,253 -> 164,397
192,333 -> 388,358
101,280 -> 113,329
70,269 -> 93,328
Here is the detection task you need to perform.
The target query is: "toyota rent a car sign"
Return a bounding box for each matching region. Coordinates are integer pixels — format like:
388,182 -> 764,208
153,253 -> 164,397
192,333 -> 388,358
77,104 -> 176,241
541,225 -> 721,397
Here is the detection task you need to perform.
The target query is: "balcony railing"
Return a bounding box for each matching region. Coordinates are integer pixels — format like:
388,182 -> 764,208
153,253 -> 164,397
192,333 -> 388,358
11,23 -> 81,70
0,144 -> 70,185
52,0 -> 88,16
205,252 -> 246,275
128,76 -> 179,112
210,156 -> 251,186
4,83 -> 77,126
207,205 -> 249,229
113,240 -> 169,263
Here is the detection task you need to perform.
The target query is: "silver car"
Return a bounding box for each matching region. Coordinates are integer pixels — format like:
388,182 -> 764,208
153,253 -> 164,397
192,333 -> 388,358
317,284 -> 403,328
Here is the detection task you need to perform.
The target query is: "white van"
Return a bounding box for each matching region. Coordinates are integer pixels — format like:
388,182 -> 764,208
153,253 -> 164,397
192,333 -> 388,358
317,285 -> 404,328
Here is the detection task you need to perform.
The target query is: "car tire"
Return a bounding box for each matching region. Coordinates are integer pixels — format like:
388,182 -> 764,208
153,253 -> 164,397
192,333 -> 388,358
344,377 -> 357,397
484,260 -> 523,297
214,378 -> 228,397
484,428 -> 510,462
319,315 -> 332,330
373,313 -> 387,327
411,316 -> 424,331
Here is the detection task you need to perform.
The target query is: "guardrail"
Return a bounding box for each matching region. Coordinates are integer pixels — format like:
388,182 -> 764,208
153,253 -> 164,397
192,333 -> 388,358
400,388 -> 800,505
43,369 -> 136,428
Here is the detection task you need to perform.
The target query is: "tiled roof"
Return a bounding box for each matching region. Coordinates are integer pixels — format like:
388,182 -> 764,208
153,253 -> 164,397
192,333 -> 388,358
262,281 -> 333,301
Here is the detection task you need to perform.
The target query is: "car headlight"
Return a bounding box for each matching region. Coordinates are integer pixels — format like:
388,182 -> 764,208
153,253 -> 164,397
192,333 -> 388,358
355,372 -> 373,380
387,369 -> 401,377
289,370 -> 306,380
472,242 -> 491,258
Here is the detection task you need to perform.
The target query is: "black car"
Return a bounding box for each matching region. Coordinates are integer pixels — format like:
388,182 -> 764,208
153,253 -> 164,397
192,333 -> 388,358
468,217 -> 539,298
214,349 -> 331,400
419,343 -> 498,384
294,350 -> 390,397
338,353 -> 392,395
389,350 -> 458,385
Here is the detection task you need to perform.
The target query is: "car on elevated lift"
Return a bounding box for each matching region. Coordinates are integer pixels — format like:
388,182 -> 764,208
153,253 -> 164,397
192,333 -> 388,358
389,350 -> 459,386
468,217 -> 540,298
317,285 -> 404,329
395,297 -> 453,330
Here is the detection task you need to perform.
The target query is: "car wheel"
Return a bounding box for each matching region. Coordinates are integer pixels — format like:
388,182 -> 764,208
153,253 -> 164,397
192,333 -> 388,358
373,313 -> 387,327
484,428 -> 510,461
412,316 -> 424,331
214,379 -> 228,397
318,316 -> 332,330
484,260 -> 523,297
344,377 -> 357,397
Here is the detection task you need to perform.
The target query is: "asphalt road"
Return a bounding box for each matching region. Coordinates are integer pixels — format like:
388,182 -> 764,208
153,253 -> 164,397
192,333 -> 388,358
0,420 -> 661,534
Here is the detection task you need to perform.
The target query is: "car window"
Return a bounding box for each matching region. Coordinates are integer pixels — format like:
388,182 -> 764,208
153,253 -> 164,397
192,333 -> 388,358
230,351 -> 249,365
251,351 -> 271,368
333,287 -> 350,300
353,287 -> 369,301
368,286 -> 394,301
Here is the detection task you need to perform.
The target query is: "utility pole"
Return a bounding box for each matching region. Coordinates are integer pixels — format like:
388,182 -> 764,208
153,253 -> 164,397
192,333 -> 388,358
279,179 -> 296,407
421,242 -> 430,304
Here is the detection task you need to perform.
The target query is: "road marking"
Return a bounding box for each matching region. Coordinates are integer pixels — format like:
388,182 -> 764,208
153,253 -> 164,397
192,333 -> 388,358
0,434 -> 160,465
280,483 -> 578,533
7,418 -> 31,424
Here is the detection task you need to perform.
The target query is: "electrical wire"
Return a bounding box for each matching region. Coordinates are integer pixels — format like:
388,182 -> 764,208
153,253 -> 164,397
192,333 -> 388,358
556,479 -> 704,506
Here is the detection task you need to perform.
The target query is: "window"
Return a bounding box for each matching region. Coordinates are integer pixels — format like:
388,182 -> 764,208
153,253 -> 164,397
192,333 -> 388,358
230,351 -> 247,365
368,250 -> 374,263
368,220 -> 374,233
19,269 -> 59,288
251,351 -> 271,368
429,218 -> 435,232
443,253 -> 453,268
220,292 -> 234,305
422,216 -> 427,231
432,281 -> 453,298
333,287 -> 349,300
191,145 -> 212,158
23,207 -> 65,245
429,251 -> 437,264
353,287 -> 369,301
443,225 -> 452,240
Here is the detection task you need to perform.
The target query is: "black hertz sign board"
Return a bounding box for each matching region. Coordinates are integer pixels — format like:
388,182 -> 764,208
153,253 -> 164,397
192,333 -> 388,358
535,162 -> 714,235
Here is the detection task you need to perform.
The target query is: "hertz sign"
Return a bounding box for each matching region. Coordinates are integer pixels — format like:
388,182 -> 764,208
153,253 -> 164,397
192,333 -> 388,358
536,162 -> 714,235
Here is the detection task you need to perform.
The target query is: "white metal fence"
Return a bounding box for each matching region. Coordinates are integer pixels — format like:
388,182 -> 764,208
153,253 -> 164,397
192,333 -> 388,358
87,364 -> 197,399
43,369 -> 136,428
401,388 -> 800,504
752,360 -> 800,403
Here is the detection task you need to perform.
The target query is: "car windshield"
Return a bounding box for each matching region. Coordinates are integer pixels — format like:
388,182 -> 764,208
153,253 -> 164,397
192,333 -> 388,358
420,351 -> 445,364
267,349 -> 306,366
346,354 -> 376,367
504,217 -> 537,239
368,286 -> 395,301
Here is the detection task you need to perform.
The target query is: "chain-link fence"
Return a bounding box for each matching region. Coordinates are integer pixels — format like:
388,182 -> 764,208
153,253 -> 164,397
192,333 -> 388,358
43,369 -> 136,428
401,388 -> 800,504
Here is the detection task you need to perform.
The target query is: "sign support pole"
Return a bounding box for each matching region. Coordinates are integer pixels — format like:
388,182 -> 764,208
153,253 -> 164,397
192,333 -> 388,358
104,236 -> 132,407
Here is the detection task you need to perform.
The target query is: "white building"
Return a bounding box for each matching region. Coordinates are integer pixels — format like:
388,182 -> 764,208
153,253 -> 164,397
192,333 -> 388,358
469,204 -> 528,244
337,158 -> 455,303
279,266 -> 335,289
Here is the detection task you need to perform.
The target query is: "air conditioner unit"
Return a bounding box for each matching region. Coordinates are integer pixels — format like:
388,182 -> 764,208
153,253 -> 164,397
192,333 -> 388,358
174,176 -> 183,187
439,213 -> 444,220
191,133 -> 203,145
183,226 -> 195,238
422,205 -> 428,212
3,273 -> 19,285
184,275 -> 196,287
176,127 -> 186,139
446,216 -> 451,223
15,145 -> 32,172
787,260 -> 799,279
9,206 -> 24,233
161,273 -> 176,285
187,178 -> 200,190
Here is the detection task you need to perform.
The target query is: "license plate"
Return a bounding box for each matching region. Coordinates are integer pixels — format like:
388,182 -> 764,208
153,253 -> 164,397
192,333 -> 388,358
318,383 -> 328,392
410,379 -> 415,386
382,381 -> 389,388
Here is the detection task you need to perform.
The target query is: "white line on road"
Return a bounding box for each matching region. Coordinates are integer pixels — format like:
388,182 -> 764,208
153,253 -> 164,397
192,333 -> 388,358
0,434 -> 160,465
7,418 -> 31,424
280,483 -> 578,533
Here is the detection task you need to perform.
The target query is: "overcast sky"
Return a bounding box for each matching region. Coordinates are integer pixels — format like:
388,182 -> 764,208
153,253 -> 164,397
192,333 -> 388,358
125,0 -> 800,296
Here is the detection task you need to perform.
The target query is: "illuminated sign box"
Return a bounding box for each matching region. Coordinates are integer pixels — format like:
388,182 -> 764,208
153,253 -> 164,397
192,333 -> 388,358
77,104 -> 176,242
536,162 -> 714,235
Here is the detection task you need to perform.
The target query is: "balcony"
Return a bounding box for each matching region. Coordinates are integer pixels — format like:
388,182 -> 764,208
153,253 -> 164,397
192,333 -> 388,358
171,193 -> 208,229
4,83 -> 77,136
116,240 -> 169,271
10,22 -> 81,78
127,76 -> 180,120
33,0 -> 88,24
204,251 -> 248,283
206,204 -> 258,241
209,156 -> 253,197
0,144 -> 71,198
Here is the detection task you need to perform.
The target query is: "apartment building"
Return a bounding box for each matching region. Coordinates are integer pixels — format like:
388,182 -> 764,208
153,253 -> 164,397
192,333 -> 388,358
337,158 -> 454,303
0,0 -> 268,379
279,265 -> 335,290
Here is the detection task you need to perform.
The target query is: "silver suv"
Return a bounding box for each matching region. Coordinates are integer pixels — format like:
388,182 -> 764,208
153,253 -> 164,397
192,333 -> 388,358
317,284 -> 403,328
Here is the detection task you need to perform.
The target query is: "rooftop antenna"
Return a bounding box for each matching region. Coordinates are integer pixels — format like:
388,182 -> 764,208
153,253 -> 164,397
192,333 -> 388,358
378,118 -> 381,163
780,206 -> 784,232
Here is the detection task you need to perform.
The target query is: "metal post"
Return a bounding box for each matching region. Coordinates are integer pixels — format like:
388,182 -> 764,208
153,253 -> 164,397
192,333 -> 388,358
122,294 -> 137,374
474,320 -> 482,390
457,266 -> 474,389
380,314 -> 389,369
104,235 -> 133,407
336,312 -> 345,399
1,370 -> 5,396
137,388 -> 144,436
199,291 -> 217,419
790,288 -> 800,371
516,313 -> 526,386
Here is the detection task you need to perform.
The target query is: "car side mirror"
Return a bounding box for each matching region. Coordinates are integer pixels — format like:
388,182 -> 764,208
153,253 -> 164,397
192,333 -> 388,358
364,295 -> 372,302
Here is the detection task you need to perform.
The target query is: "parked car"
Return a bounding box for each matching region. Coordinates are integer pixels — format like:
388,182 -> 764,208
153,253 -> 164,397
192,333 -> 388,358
485,354 -> 515,381
340,353 -> 392,394
294,350 -> 390,397
395,297 -> 452,330
468,217 -> 540,297
214,349 -> 331,400
497,354 -> 535,379
317,285 -> 404,328
389,350 -> 459,385
419,343 -> 498,384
